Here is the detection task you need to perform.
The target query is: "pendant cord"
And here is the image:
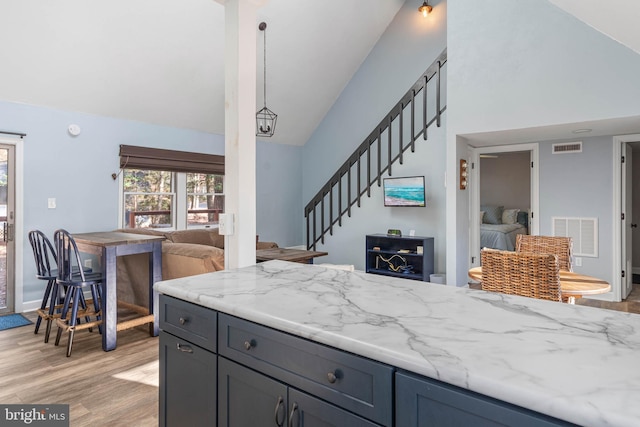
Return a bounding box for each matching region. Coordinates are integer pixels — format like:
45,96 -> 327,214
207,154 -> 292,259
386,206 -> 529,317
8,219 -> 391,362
263,27 -> 267,109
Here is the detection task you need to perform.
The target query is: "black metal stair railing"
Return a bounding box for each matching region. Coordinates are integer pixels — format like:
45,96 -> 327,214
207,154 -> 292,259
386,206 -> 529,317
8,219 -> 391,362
305,49 -> 447,250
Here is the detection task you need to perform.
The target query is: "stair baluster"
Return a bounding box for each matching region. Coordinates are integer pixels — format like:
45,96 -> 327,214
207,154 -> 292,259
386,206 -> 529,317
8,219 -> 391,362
305,49 -> 447,250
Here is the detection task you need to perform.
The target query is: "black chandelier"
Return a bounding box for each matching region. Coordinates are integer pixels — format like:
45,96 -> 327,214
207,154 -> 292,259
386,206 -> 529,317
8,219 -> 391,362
256,22 -> 277,137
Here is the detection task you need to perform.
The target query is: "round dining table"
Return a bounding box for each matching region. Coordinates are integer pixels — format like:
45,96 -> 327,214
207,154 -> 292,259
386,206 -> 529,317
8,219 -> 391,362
467,266 -> 611,304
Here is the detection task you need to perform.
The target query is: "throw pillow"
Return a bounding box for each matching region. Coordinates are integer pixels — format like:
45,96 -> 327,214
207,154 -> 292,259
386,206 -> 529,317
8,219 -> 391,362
502,208 -> 519,224
480,211 -> 485,224
517,210 -> 529,229
481,205 -> 503,224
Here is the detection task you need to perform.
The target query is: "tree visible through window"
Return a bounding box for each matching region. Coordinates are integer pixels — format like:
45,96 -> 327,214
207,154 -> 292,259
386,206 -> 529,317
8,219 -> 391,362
187,173 -> 224,227
123,169 -> 174,228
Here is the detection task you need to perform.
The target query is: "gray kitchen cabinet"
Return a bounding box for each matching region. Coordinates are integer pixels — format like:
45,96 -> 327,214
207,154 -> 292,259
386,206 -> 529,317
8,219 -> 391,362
159,295 -> 217,427
159,331 -> 216,427
218,357 -> 380,427
395,371 -> 578,427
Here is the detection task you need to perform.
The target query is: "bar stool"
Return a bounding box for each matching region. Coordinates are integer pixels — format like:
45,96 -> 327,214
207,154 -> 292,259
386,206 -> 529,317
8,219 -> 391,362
28,230 -> 59,340
53,229 -> 104,357
28,230 -> 94,343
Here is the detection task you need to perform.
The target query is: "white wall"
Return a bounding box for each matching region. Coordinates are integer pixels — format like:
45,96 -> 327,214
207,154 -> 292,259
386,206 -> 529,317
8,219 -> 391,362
446,0 -> 640,285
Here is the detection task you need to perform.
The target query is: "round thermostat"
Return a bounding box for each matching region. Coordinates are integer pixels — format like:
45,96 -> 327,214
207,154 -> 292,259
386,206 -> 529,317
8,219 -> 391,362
68,124 -> 81,136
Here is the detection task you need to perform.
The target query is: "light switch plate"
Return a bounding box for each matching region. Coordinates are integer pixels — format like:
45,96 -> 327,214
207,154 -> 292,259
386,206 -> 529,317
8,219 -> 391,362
48,198 -> 56,209
218,213 -> 234,235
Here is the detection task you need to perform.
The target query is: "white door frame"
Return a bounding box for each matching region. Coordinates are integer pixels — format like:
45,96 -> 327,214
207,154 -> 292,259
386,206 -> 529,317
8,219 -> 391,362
469,143 -> 539,266
0,134 -> 24,313
613,134 -> 640,302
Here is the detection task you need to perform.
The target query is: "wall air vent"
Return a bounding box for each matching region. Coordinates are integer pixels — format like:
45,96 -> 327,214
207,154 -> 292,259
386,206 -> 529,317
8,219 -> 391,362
552,141 -> 582,154
552,217 -> 598,257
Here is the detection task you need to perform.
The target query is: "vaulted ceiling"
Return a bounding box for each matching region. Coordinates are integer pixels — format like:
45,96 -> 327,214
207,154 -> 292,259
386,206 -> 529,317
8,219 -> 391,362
0,0 -> 404,146
2,1 -> 639,147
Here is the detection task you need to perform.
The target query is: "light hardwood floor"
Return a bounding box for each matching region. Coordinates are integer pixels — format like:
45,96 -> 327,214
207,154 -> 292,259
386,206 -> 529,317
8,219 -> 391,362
0,311 -> 158,426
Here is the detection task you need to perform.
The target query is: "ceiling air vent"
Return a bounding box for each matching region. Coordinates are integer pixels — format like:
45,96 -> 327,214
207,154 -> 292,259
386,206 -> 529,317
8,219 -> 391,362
552,141 -> 582,154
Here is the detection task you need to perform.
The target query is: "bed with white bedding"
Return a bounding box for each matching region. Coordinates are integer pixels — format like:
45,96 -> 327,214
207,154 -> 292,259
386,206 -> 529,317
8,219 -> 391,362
480,223 -> 526,251
480,205 -> 529,251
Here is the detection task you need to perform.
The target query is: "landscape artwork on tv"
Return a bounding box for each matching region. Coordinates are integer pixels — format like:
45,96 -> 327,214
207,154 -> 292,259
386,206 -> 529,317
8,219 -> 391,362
383,176 -> 426,207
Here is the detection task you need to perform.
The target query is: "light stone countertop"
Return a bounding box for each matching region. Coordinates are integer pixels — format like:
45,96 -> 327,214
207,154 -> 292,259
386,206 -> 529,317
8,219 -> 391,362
155,260 -> 640,427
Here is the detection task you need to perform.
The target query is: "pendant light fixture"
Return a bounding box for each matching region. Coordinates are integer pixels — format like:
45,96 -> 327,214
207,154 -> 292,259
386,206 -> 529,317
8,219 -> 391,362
256,22 -> 277,137
418,1 -> 433,17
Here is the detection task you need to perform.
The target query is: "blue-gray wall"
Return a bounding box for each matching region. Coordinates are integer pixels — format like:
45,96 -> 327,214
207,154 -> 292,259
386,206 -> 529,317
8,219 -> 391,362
301,0 -> 448,271
538,136 -> 613,283
0,99 -> 301,305
446,0 -> 640,285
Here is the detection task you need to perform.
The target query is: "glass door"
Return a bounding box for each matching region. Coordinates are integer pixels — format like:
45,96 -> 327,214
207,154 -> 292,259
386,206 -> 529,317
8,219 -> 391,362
0,144 -> 15,314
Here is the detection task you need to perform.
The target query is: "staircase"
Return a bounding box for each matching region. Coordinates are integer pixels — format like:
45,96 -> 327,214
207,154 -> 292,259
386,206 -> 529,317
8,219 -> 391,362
305,49 -> 447,250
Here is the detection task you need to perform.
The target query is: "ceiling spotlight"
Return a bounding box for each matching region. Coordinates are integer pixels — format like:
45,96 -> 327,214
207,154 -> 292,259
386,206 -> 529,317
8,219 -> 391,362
418,1 -> 433,17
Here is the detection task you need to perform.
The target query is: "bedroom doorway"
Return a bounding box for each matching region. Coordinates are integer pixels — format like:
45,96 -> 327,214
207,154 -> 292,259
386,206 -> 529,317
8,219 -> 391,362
614,135 -> 640,301
469,143 -> 539,267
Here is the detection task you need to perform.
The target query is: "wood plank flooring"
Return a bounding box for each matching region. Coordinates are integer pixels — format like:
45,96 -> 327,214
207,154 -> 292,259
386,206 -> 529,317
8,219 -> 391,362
0,311 -> 158,426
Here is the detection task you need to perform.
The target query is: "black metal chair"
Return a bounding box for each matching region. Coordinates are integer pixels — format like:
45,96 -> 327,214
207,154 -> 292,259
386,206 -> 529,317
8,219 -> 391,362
53,229 -> 104,357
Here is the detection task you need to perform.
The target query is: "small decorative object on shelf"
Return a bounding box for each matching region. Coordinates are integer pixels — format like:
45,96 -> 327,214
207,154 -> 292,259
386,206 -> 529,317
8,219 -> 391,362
387,229 -> 402,237
372,246 -> 381,251
376,254 -> 408,272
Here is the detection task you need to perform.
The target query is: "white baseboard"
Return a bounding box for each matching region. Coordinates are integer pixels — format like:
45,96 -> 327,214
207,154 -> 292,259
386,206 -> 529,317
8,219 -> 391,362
21,300 -> 41,313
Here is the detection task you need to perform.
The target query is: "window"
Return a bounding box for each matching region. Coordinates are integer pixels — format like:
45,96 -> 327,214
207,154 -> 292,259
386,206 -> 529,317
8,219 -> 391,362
119,145 -> 224,230
187,173 -> 224,228
123,169 -> 174,228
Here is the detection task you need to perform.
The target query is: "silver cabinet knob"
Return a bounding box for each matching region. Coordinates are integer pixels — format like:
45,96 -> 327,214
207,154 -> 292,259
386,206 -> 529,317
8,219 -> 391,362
327,371 -> 337,384
244,339 -> 256,350
179,317 -> 188,325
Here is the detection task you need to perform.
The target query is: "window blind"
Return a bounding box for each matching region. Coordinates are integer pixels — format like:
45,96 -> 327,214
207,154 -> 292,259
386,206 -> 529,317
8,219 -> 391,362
119,145 -> 224,174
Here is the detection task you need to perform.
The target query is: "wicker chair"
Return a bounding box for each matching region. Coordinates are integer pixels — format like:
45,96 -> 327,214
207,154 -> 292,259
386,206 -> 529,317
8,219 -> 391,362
515,235 -> 573,272
480,248 -> 561,302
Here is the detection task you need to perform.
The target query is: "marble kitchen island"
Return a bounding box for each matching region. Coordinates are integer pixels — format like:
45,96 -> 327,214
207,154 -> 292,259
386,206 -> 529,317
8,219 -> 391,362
155,260 -> 640,427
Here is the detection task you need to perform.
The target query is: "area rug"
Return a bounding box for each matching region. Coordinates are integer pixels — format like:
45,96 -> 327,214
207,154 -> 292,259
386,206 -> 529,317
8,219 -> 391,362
0,313 -> 32,331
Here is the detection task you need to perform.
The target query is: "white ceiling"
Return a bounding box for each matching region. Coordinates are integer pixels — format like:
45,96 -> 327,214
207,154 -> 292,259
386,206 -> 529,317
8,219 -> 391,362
548,0 -> 640,55
0,0 -> 404,146
3,1 -> 640,148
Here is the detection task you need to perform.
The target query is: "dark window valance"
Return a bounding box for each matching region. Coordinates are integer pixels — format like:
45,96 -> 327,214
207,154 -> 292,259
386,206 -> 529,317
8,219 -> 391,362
119,145 -> 224,174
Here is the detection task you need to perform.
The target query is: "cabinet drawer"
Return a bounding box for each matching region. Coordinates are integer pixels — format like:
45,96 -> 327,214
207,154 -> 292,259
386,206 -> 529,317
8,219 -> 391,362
218,313 -> 393,426
159,295 -> 217,352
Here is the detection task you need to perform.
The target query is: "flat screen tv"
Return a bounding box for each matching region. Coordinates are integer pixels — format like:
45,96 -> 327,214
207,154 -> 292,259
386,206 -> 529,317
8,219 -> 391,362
383,176 -> 426,207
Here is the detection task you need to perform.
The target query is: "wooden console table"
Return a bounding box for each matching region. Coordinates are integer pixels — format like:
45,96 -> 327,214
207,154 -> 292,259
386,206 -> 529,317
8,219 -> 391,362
256,248 -> 328,264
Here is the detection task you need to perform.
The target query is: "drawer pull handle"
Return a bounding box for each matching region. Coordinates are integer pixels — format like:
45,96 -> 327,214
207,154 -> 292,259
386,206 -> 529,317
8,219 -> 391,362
176,343 -> 193,353
287,402 -> 298,427
244,339 -> 256,351
179,317 -> 188,325
327,371 -> 338,384
274,396 -> 285,427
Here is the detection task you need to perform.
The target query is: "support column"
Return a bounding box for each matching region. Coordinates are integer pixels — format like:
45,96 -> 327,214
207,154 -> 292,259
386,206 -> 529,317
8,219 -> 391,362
223,0 -> 261,269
